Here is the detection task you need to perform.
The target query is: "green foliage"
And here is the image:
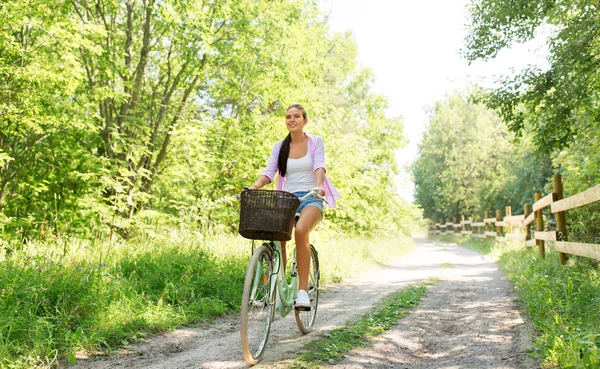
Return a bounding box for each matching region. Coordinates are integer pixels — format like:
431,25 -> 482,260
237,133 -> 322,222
412,87 -> 560,234
502,250 -> 600,368
464,0 -> 600,153
152,18 -> 416,236
553,122 -> 600,243
412,89 -> 513,222
496,131 -> 554,213
0,0 -> 94,233
463,0 -> 600,243
0,0 -> 417,239
0,235 -> 247,367
320,68 -> 412,235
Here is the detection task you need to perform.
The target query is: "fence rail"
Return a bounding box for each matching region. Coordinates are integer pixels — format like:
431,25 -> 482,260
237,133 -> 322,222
429,174 -> 600,265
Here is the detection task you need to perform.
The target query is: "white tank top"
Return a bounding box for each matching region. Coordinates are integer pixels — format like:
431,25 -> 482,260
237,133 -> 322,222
284,152 -> 316,193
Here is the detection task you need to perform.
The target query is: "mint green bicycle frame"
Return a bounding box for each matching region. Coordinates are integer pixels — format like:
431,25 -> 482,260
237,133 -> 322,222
267,240 -> 298,317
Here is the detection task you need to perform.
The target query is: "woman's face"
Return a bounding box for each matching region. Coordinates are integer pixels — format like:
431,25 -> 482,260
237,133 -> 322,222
285,107 -> 307,133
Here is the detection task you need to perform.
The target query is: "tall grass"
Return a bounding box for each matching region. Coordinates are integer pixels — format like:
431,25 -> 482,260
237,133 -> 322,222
0,230 -> 414,368
444,235 -> 600,368
0,232 -> 247,368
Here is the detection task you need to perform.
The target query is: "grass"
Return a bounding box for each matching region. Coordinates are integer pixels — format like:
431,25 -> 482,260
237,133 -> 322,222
0,230 -> 414,368
275,281 -> 432,368
434,235 -> 600,369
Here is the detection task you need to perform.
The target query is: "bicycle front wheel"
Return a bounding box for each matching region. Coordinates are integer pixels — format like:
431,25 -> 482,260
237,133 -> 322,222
295,244 -> 319,333
240,244 -> 276,365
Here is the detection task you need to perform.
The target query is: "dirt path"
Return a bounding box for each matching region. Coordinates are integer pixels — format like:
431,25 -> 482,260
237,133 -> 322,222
74,237 -> 538,369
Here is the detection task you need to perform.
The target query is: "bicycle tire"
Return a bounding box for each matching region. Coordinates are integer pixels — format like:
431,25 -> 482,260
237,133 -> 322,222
240,244 -> 276,365
295,244 -> 319,333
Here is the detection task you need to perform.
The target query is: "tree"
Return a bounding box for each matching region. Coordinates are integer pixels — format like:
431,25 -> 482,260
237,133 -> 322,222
71,0 -> 318,218
153,18 -> 415,236
412,90 -> 512,222
0,0 -> 95,232
497,131 -> 554,212
1,0 -> 419,238
464,0 -> 600,153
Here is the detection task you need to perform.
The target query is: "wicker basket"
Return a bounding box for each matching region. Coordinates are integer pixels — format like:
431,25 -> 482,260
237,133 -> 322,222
238,190 -> 300,241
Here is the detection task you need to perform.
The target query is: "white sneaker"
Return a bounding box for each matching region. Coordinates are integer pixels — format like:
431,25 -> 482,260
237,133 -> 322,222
295,289 -> 311,311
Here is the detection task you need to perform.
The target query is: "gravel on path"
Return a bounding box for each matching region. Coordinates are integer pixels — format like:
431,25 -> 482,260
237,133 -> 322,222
324,239 -> 538,369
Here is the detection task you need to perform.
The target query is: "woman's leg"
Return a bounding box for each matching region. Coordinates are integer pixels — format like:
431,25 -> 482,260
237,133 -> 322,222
294,206 -> 322,292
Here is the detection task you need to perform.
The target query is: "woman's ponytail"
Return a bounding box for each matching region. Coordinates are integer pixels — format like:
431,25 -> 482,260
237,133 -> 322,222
277,133 -> 292,177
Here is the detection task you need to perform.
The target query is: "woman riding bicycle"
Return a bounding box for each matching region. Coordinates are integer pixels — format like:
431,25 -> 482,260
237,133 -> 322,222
248,103 -> 340,310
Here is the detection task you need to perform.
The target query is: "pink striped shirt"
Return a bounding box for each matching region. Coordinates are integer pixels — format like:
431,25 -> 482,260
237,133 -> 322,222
261,133 -> 340,208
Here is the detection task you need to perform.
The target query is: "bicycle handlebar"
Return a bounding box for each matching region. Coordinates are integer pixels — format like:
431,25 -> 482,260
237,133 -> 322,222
237,187 -> 327,204
298,187 -> 328,204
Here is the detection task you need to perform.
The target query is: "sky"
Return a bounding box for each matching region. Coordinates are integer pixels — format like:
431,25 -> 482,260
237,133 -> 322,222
323,0 -> 548,202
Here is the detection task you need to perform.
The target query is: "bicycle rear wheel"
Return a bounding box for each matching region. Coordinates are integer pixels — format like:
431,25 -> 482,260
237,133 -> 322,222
295,244 -> 319,333
240,244 -> 276,365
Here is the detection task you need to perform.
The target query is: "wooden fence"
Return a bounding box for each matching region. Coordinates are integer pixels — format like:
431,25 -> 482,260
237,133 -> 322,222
429,174 -> 600,265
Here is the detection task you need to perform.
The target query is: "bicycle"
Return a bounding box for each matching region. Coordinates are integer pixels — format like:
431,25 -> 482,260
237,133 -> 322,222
238,188 -> 324,365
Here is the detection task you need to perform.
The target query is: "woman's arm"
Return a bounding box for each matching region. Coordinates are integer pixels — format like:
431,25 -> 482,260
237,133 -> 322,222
249,175 -> 271,190
312,137 -> 327,196
314,168 -> 325,196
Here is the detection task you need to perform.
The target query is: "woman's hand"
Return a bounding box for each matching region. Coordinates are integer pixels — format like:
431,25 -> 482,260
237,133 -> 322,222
312,186 -> 325,197
248,175 -> 270,190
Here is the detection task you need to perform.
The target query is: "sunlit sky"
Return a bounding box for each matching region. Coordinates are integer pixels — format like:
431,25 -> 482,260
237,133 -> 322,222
323,0 -> 548,202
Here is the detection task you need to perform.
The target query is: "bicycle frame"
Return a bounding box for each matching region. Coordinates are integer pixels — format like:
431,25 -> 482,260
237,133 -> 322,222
267,240 -> 298,318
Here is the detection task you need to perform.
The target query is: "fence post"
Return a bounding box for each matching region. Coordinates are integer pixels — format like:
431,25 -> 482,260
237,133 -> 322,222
455,215 -> 459,236
505,206 -> 512,236
484,211 -> 489,233
534,192 -> 545,258
496,209 -> 502,239
524,204 -> 532,246
553,174 -> 569,265
471,213 -> 475,236
461,214 -> 465,233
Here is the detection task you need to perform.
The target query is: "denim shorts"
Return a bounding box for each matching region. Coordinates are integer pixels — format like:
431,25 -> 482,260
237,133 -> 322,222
293,191 -> 324,214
